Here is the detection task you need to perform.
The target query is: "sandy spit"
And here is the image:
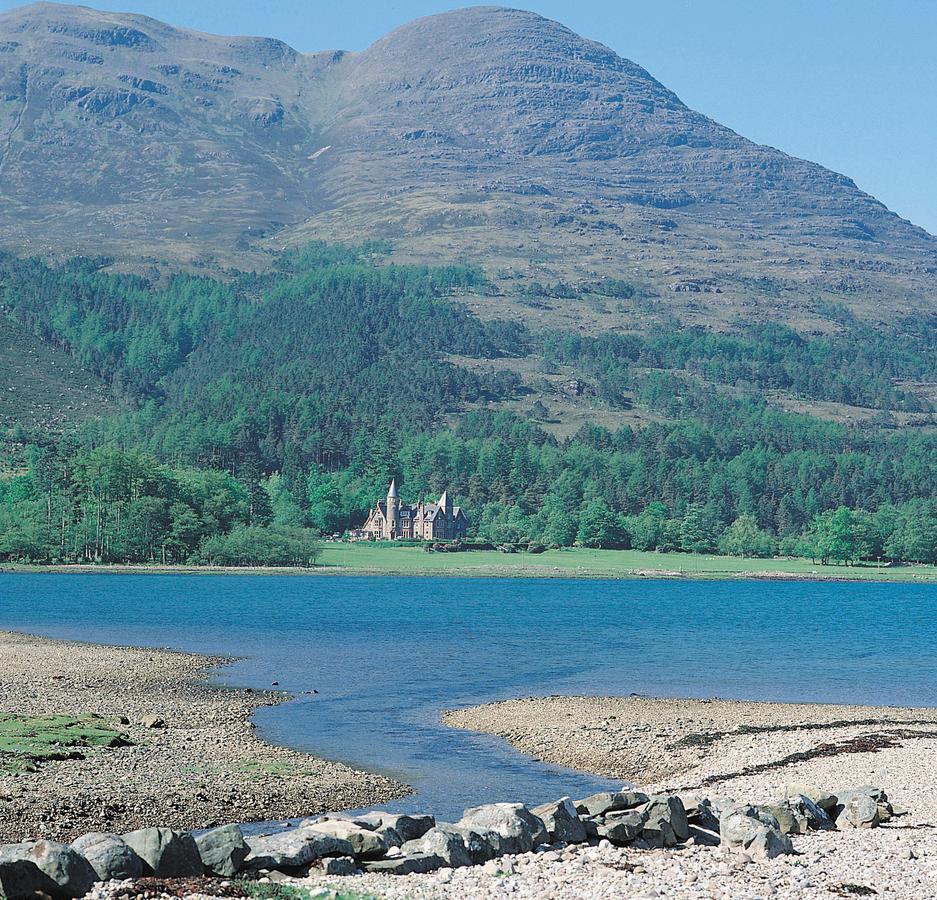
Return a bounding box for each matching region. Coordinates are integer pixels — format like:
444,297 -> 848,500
443,695 -> 937,795
0,631 -> 407,842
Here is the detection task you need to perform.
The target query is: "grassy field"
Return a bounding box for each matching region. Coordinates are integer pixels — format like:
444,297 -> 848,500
315,543 -> 937,582
8,545 -> 937,581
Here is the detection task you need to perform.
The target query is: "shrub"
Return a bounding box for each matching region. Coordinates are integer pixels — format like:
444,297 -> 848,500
197,525 -> 320,567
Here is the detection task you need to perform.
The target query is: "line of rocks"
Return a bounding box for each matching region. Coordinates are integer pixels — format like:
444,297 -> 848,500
0,783 -> 898,898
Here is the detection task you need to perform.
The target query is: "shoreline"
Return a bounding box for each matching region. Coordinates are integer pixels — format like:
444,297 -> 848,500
4,630 -> 937,896
0,630 -> 407,843
3,560 -> 936,584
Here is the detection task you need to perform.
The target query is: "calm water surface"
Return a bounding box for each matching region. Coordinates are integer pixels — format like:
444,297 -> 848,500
0,574 -> 935,819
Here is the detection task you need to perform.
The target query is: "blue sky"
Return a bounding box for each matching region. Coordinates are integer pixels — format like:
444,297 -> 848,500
5,0 -> 935,234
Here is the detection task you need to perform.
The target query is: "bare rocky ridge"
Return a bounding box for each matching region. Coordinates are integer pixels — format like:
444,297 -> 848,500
0,3 -> 933,328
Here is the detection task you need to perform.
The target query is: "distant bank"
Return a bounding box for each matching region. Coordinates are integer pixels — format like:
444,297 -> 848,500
4,544 -> 936,583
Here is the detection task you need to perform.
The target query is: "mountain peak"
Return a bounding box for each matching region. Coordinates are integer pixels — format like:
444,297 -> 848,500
0,1 -> 296,58
0,1 -> 175,40
354,4 -> 674,100
0,1 -> 931,327
373,5 -> 584,45
333,3 -> 701,162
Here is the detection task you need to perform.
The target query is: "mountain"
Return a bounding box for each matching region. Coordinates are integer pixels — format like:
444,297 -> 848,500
0,2 -> 933,333
1,4 -> 935,568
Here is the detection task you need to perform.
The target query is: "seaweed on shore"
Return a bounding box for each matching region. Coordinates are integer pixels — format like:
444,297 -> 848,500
691,728 -> 937,788
670,716 -> 937,751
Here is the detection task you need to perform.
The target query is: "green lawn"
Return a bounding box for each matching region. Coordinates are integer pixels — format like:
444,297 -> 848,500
316,543 -> 937,582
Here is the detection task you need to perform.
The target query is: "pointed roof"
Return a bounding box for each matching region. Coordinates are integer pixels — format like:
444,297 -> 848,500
388,478 -> 398,498
437,490 -> 449,508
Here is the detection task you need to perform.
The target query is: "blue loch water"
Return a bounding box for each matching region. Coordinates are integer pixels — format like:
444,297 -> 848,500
0,573 -> 935,819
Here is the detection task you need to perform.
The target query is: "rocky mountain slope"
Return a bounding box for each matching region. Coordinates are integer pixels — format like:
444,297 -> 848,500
0,2 -> 933,330
0,316 -> 110,433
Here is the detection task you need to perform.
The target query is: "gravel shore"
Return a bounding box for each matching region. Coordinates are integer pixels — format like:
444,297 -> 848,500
0,631 -> 406,842
444,695 -> 937,793
106,695 -> 936,898
394,695 -> 936,899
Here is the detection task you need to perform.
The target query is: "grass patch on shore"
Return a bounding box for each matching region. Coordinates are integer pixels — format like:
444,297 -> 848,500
235,882 -> 379,900
0,713 -> 128,773
316,543 -> 937,582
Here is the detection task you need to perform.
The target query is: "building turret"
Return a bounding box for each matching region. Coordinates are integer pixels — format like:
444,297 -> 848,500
386,479 -> 400,539
437,490 -> 453,538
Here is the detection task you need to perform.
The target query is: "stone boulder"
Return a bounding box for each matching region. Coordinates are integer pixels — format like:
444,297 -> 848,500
352,812 -> 436,843
400,825 -> 482,868
680,795 -> 722,842
531,798 -> 587,844
596,809 -> 647,845
0,841 -> 97,899
833,791 -> 881,829
832,786 -> 893,827
70,833 -> 144,881
360,853 -> 443,874
575,790 -> 649,818
195,824 -> 250,877
318,856 -> 357,876
720,806 -> 793,859
759,802 -> 808,836
374,825 -> 404,848
122,827 -> 203,878
457,803 -> 548,854
244,826 -> 354,871
643,795 -> 689,846
313,814 -> 405,848
451,826 -> 498,865
727,804 -> 781,831
307,819 -> 388,861
0,848 -> 51,900
785,782 -> 837,812
785,794 -> 834,831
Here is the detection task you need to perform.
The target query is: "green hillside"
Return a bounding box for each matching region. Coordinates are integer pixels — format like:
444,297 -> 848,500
0,317 -> 112,435
0,243 -> 935,567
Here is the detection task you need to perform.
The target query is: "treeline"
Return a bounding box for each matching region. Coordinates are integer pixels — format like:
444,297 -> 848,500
1,242 -> 935,567
545,315 -> 937,412
0,244 -> 526,470
0,445 -> 319,565
293,397 -> 937,563
4,427 -> 935,565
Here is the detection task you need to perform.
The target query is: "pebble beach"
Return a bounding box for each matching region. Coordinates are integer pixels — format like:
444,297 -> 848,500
0,631 -> 405,842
